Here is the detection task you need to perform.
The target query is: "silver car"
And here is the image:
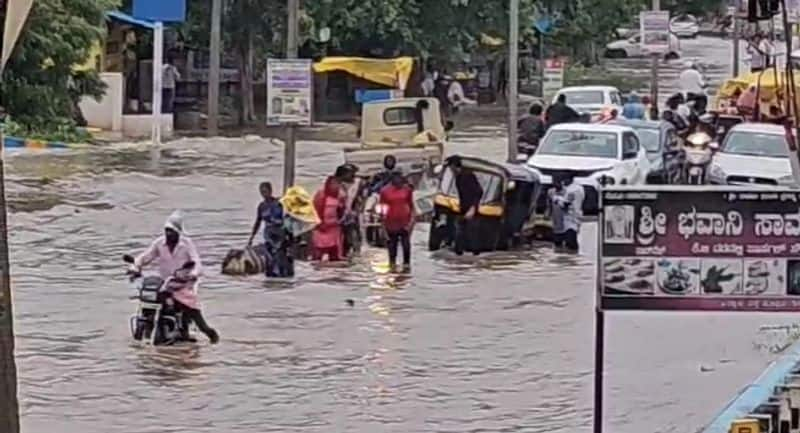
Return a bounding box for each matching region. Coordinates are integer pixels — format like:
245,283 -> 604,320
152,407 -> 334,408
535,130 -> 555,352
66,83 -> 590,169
708,123 -> 796,186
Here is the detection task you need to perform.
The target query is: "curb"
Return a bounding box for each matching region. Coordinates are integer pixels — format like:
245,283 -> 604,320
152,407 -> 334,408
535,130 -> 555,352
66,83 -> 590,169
3,135 -> 87,149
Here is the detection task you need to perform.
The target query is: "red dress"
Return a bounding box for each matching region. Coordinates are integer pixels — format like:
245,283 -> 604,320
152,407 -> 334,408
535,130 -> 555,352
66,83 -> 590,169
379,184 -> 414,233
312,177 -> 345,260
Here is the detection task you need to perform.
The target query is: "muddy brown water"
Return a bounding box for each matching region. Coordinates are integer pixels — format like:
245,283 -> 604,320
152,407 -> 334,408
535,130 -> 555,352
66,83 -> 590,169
5,124 -> 798,433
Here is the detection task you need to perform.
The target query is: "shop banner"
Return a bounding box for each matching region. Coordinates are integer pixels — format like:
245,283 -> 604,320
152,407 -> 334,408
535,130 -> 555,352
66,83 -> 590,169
640,11 -> 670,54
600,187 -> 800,312
266,58 -> 312,126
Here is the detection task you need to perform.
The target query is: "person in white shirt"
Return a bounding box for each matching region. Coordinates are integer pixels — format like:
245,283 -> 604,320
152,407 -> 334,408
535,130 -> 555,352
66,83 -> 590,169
679,61 -> 707,113
162,56 -> 181,113
747,33 -> 771,72
446,78 -> 476,113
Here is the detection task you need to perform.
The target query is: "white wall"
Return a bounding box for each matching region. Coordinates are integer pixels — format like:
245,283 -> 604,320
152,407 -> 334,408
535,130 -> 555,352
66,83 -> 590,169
79,72 -> 123,132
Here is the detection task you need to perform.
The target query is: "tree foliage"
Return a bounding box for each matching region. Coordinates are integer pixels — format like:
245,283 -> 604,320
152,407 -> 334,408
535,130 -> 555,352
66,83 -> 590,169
1,0 -> 118,135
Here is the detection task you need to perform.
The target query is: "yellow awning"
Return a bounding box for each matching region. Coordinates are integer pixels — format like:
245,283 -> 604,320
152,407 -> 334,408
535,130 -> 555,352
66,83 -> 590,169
312,56 -> 414,89
718,70 -> 800,99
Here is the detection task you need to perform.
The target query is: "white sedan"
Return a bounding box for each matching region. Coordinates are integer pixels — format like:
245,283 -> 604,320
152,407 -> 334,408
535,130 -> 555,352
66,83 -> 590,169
605,32 -> 681,60
527,123 -> 650,213
553,86 -> 624,120
708,123 -> 797,186
670,14 -> 700,38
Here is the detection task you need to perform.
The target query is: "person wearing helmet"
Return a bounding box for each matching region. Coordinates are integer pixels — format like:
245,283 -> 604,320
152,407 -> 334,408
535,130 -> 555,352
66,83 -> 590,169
134,211 -> 220,343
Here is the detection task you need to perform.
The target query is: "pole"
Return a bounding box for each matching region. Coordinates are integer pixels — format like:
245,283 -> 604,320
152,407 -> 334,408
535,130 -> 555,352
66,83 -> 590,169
0,115 -> 19,433
283,0 -> 299,192
593,198 -> 606,433
733,13 -> 740,76
507,0 -> 519,162
207,0 -> 222,136
650,0 -> 660,113
151,22 -> 164,145
539,32 -> 545,98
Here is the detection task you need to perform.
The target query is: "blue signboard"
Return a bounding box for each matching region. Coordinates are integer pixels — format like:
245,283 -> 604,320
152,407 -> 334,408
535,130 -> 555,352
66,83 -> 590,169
132,0 -> 186,22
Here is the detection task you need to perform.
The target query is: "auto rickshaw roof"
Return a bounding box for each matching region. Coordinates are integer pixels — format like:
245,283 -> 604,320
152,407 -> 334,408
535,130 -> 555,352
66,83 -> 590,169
456,156 -> 541,183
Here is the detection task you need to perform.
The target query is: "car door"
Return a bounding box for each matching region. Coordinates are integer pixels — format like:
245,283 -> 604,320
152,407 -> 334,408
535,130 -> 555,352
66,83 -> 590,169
628,35 -> 643,57
621,132 -> 644,183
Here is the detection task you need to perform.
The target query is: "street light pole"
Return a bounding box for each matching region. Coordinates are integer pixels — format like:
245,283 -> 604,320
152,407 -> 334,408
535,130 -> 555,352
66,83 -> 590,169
507,0 -> 519,162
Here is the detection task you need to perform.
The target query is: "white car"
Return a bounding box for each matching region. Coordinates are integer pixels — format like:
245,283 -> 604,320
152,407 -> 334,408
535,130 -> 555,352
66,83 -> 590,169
670,14 -> 700,38
605,32 -> 681,60
527,123 -> 651,213
708,123 -> 797,186
553,86 -> 623,120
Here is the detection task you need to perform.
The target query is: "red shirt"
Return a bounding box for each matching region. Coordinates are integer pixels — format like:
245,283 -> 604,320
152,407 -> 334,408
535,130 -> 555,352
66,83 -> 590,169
379,184 -> 414,232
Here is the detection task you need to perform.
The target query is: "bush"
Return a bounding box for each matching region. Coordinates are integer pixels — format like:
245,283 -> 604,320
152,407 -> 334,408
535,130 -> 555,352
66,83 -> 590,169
3,117 -> 91,143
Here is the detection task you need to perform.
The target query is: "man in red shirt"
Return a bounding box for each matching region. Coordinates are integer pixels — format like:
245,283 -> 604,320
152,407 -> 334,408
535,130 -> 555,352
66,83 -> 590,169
379,171 -> 415,272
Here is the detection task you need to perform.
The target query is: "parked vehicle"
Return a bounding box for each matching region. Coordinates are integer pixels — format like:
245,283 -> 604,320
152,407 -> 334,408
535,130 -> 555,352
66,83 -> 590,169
708,123 -> 796,186
605,32 -> 681,60
428,158 -> 544,253
612,119 -> 684,184
345,97 -> 451,181
670,14 -> 700,38
552,86 -> 624,121
527,123 -> 650,214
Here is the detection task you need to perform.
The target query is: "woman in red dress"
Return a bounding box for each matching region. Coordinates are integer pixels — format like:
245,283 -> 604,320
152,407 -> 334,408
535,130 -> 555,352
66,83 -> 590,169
312,177 -> 345,261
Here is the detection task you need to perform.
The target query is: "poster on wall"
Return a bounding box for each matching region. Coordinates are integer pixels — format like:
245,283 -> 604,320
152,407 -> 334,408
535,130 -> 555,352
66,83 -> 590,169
542,58 -> 565,103
266,58 -> 312,126
599,187 -> 800,312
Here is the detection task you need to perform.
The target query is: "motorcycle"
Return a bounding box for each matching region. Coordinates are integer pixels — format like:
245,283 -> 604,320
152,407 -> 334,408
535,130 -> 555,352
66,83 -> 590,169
682,131 -> 718,185
362,193 -> 388,247
122,254 -> 196,346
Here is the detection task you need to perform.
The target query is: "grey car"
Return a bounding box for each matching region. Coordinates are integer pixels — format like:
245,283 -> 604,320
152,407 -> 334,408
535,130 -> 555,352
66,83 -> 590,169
612,119 -> 683,184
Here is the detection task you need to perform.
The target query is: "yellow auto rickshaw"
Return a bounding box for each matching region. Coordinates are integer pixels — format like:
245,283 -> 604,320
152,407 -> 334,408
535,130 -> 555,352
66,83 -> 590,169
428,157 -> 544,253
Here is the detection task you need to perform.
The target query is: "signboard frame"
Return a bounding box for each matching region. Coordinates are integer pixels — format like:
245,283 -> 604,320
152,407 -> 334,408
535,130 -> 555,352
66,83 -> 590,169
266,58 -> 313,126
598,186 -> 800,312
132,0 -> 186,22
542,58 -> 565,103
639,10 -> 670,54
592,185 -> 800,433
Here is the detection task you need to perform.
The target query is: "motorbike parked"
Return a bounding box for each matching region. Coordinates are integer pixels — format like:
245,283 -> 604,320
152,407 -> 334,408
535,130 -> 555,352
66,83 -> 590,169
122,254 -> 195,346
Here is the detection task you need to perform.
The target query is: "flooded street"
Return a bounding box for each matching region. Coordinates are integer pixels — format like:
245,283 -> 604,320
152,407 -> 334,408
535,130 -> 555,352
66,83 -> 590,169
6,37 -> 799,433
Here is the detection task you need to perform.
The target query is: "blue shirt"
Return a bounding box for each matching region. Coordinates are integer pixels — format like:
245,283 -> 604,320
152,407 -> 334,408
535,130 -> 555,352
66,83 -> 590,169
622,102 -> 645,120
258,199 -> 284,228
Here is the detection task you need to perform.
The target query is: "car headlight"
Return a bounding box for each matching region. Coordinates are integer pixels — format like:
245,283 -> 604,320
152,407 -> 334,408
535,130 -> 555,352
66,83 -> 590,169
709,164 -> 726,183
778,174 -> 797,185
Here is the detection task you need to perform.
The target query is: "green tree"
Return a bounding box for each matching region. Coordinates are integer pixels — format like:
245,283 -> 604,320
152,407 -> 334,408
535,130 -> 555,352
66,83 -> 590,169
0,0 -> 118,136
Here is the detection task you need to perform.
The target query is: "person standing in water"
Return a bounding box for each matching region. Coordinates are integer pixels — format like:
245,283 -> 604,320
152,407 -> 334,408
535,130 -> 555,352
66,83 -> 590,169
447,155 -> 484,255
248,182 -> 293,277
379,170 -> 416,272
549,174 -> 584,253
312,176 -> 345,261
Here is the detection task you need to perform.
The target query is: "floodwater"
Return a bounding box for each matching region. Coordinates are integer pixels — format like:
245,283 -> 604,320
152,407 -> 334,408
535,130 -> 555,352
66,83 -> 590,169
6,36 -> 800,433
6,128 -> 798,433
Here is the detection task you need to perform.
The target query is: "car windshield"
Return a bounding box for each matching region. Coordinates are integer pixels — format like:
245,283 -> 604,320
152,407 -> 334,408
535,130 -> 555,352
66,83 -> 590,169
631,127 -> 660,152
561,91 -> 604,105
537,130 -> 619,158
722,131 -> 788,158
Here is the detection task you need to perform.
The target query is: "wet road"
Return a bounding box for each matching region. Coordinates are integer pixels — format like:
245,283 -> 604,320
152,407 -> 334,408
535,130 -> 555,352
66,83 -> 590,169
7,36 -> 800,433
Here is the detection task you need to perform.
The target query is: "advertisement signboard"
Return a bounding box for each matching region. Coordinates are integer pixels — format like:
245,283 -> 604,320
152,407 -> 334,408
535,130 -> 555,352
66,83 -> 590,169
266,58 -> 312,126
639,11 -> 670,54
599,187 -> 800,312
542,58 -> 564,103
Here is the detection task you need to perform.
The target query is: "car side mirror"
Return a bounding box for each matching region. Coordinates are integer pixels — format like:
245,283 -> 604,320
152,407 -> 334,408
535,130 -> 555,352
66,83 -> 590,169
445,121 -> 454,132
